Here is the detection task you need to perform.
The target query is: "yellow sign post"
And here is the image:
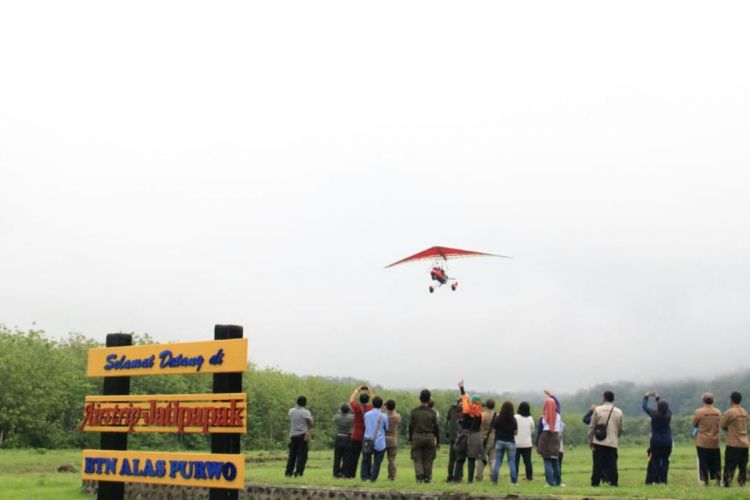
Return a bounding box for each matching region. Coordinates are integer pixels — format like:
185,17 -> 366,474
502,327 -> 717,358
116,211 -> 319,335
84,326 -> 248,499
86,338 -> 248,377
81,449 -> 245,489
80,393 -> 247,433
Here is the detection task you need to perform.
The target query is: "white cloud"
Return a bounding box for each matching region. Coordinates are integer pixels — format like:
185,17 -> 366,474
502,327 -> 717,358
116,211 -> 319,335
1,0 -> 749,391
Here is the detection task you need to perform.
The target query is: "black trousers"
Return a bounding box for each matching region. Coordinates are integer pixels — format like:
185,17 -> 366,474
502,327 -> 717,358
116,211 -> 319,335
333,435 -> 351,478
447,444 -> 458,480
723,446 -> 748,486
346,439 -> 363,478
453,457 -> 476,482
697,446 -> 721,484
591,444 -> 618,486
285,434 -> 308,476
514,446 -> 533,480
647,445 -> 671,484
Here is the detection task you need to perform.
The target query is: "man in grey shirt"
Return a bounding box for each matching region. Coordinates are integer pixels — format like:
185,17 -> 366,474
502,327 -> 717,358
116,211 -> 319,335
332,404 -> 354,478
285,396 -> 314,477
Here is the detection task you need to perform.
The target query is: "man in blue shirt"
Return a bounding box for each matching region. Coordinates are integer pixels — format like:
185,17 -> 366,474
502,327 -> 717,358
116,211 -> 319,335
361,396 -> 389,481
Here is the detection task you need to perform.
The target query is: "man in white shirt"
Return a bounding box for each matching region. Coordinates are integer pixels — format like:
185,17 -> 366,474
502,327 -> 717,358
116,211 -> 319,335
588,391 -> 624,487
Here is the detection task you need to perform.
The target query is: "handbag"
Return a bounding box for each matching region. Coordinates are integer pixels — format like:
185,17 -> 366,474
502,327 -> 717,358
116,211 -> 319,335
362,413 -> 383,456
482,413 -> 497,450
594,405 -> 615,441
452,429 -> 469,455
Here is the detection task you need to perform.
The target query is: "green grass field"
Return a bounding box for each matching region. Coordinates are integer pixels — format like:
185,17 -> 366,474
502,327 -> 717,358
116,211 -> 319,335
0,449 -> 87,500
1,446 -> 748,499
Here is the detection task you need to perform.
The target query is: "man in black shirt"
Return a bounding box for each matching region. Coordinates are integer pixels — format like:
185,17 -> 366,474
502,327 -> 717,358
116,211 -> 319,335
445,399 -> 462,482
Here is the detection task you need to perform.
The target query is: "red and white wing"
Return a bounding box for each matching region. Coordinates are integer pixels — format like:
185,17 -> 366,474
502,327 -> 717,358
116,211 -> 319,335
385,245 -> 511,268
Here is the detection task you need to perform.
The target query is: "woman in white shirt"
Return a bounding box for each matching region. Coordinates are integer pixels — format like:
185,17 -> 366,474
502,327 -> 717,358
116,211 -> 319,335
514,402 -> 535,481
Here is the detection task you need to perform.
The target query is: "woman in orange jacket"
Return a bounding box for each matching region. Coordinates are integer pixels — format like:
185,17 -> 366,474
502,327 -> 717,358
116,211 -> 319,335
450,380 -> 485,482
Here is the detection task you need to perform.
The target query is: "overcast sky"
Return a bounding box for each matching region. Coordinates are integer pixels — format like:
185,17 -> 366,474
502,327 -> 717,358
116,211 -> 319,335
1,1 -> 749,393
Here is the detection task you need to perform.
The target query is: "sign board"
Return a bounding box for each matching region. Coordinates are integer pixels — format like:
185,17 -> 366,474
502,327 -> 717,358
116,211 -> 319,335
81,449 -> 245,489
86,338 -> 248,377
80,393 -> 247,433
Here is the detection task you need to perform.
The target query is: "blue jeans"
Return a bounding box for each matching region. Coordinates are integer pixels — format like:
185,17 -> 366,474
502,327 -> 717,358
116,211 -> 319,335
361,448 -> 386,481
491,440 -> 517,484
543,457 -> 560,486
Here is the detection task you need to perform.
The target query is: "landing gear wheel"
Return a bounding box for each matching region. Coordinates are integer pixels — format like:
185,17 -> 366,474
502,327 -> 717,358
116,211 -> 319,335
429,286 -> 434,293
451,282 -> 458,291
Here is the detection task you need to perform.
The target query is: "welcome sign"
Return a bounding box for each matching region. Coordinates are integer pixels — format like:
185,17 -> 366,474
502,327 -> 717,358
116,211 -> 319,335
81,449 -> 245,489
80,393 -> 247,433
85,329 -> 247,498
86,338 -> 248,377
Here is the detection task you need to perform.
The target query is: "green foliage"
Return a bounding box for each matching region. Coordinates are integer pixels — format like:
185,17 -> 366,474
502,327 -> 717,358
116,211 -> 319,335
565,376 -> 750,417
1,325 -> 749,452
0,325 -> 100,449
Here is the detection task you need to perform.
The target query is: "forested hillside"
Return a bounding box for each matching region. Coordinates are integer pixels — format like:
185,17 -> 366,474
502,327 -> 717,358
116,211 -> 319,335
1,326 -> 746,451
507,372 -> 750,418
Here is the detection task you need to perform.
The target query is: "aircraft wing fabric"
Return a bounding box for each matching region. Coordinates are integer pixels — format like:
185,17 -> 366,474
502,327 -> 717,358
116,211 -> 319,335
385,245 -> 510,268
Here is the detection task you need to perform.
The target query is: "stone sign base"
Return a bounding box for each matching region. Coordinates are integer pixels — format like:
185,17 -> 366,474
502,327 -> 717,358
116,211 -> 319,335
82,480 -> 573,499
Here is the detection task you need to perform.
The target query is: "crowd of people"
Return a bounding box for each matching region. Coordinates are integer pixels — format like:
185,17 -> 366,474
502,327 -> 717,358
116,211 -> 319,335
284,383 -> 749,489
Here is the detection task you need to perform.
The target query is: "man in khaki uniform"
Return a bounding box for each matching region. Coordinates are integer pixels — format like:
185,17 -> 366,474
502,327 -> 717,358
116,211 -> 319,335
384,399 -> 402,481
409,389 -> 440,483
475,399 -> 496,482
693,392 -> 722,485
588,391 -> 624,486
720,391 -> 748,487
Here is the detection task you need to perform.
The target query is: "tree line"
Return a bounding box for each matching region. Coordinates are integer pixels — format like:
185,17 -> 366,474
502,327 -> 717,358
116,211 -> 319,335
1,326 -> 747,450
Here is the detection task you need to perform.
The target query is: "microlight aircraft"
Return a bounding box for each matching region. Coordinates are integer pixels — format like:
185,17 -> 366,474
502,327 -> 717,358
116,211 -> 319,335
385,245 -> 511,293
